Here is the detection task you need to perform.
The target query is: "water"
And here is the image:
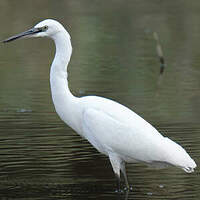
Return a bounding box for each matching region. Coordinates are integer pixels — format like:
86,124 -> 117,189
0,0 -> 199,199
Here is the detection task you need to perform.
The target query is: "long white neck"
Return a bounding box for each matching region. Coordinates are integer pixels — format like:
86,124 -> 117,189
50,30 -> 72,96
50,30 -> 80,132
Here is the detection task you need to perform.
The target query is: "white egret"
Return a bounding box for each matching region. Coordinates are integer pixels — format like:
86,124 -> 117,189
3,19 -> 196,190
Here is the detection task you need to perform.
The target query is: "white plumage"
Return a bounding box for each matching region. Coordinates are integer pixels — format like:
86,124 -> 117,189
3,19 -> 196,189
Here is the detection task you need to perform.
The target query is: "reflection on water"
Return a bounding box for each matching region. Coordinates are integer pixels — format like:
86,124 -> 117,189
0,0 -> 200,199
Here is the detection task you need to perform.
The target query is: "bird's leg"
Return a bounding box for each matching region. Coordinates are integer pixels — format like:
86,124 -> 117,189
115,173 -> 121,193
109,153 -> 122,192
120,161 -> 130,191
124,189 -> 129,200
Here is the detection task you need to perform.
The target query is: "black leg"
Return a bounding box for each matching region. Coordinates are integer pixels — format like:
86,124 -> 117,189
125,189 -> 129,200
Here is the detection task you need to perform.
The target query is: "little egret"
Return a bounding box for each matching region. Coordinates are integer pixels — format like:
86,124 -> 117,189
3,19 -> 196,190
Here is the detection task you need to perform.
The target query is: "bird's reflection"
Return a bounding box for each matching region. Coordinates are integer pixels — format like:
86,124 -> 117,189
116,190 -> 129,200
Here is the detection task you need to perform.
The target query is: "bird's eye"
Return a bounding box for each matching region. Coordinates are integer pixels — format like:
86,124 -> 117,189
42,25 -> 48,31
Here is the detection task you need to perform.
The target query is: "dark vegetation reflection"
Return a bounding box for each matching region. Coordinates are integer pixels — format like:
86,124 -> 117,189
0,0 -> 199,199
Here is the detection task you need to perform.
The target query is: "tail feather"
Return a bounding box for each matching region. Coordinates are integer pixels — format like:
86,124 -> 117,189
163,137 -> 196,172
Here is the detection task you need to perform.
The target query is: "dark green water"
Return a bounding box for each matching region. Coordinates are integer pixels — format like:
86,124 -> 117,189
0,0 -> 199,199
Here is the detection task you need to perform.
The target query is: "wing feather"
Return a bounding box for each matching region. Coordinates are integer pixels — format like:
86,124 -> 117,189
82,108 -> 166,163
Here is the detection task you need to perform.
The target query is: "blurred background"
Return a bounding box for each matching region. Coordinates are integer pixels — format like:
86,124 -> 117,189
0,0 -> 199,199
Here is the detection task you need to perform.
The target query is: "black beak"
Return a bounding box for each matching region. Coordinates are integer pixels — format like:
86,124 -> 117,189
2,27 -> 42,43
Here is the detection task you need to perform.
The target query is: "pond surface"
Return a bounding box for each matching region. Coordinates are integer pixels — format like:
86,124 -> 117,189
0,0 -> 199,199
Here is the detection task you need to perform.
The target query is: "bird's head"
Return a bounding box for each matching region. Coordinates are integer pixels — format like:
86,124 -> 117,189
3,19 -> 66,43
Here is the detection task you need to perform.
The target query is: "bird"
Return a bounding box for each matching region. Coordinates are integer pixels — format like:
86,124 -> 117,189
3,19 -> 196,190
